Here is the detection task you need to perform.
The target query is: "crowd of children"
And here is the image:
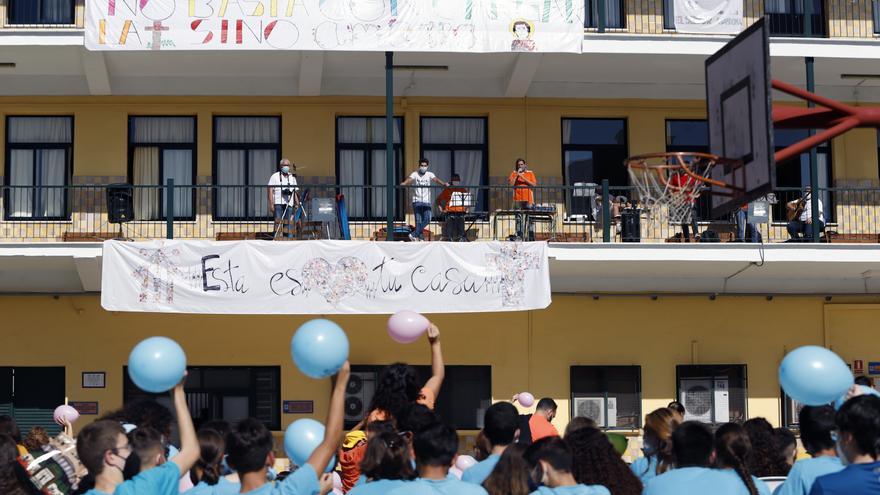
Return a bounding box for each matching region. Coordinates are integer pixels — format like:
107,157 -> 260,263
1,323 -> 879,494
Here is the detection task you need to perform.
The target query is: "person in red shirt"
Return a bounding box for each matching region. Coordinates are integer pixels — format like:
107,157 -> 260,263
668,171 -> 699,242
528,398 -> 560,443
508,158 -> 538,241
436,174 -> 468,242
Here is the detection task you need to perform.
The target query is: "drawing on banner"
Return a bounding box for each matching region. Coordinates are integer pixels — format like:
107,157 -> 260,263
84,0 -> 584,53
301,257 -> 369,305
132,246 -> 185,304
486,243 -> 541,306
673,0 -> 743,34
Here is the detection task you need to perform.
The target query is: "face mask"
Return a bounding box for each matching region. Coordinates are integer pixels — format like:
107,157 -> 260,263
281,166 -> 290,174
418,166 -> 428,174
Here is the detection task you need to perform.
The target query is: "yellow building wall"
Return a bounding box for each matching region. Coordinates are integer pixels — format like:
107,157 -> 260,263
1,294 -> 878,437
1,96 -> 877,184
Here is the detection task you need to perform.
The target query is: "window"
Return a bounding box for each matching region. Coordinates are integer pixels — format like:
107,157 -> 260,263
875,0 -> 880,34
663,0 -> 674,29
570,366 -> 641,429
562,118 -> 628,215
336,117 -> 404,220
213,117 -> 281,220
4,116 -> 73,220
585,0 -> 625,28
773,129 -> 833,222
676,364 -> 747,424
0,367 -> 65,436
764,0 -> 827,37
780,389 -> 804,428
128,117 -> 196,220
347,365 -> 491,430
7,0 -> 74,25
666,119 -> 713,218
420,117 -> 488,212
124,366 -> 281,431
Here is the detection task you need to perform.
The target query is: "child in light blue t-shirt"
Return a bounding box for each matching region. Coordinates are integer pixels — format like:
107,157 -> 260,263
775,405 -> 844,495
183,428 -> 241,495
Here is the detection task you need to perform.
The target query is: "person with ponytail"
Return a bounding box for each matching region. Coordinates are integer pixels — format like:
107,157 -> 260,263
348,430 -> 416,494
713,423 -> 771,495
185,429 -> 239,494
0,433 -> 40,495
630,408 -> 679,483
809,395 -> 880,494
482,443 -> 530,495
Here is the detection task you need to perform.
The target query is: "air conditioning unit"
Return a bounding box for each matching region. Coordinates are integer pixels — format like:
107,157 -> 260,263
573,397 -> 617,427
680,378 -> 730,423
344,371 -> 377,425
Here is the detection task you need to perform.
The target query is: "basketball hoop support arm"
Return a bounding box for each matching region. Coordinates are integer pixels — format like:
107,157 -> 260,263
771,79 -> 879,163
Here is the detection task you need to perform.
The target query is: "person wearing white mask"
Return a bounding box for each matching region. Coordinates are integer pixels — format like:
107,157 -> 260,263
400,158 -> 448,242
267,159 -> 299,236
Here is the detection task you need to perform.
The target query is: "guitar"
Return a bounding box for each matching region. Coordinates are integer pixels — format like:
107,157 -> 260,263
786,195 -> 808,221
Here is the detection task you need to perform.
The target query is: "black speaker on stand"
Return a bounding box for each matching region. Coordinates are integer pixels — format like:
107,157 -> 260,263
106,184 -> 134,239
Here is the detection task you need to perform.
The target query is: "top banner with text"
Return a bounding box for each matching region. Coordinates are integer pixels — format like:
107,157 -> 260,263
101,239 -> 551,314
85,0 -> 585,53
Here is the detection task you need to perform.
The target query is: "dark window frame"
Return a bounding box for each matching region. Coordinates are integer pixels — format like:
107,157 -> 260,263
419,116 -> 490,213
334,116 -> 406,221
0,366 -> 66,436
665,119 -> 713,218
584,0 -> 627,28
560,116 -> 630,209
764,0 -> 828,37
675,364 -> 748,425
570,365 -> 642,430
3,115 -> 74,221
348,364 -> 491,431
211,116 -> 282,221
127,115 -> 198,221
7,0 -> 76,25
123,365 -> 282,431
773,130 -> 834,223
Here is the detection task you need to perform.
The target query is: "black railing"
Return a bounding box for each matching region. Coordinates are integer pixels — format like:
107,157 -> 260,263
1,183 -> 878,243
764,0 -> 828,37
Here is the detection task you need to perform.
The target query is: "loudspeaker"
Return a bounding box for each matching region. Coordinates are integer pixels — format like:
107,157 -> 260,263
106,184 -> 134,224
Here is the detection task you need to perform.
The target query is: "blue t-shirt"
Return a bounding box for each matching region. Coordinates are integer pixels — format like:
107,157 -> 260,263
184,477 -> 241,495
239,464 -> 320,495
688,469 -> 770,495
630,455 -> 660,483
387,477 -> 489,495
644,466 -> 715,495
348,479 -> 410,495
809,461 -> 880,495
83,462 -> 181,495
529,484 -> 611,495
775,456 -> 844,495
462,454 -> 501,485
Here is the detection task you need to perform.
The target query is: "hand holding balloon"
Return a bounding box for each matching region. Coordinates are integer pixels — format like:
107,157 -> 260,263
291,319 -> 349,379
515,392 -> 535,408
128,336 -> 187,393
387,310 -> 430,344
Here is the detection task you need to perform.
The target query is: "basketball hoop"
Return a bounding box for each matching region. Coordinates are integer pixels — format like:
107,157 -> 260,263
625,152 -> 742,224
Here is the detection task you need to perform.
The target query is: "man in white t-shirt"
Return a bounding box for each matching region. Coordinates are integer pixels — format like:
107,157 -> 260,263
400,158 -> 448,241
267,159 -> 299,236
786,186 -> 825,241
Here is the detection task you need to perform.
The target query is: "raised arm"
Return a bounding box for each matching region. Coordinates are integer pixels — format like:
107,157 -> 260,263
422,324 -> 445,400
432,176 -> 449,187
400,176 -> 414,186
171,375 -> 200,474
307,361 -> 350,474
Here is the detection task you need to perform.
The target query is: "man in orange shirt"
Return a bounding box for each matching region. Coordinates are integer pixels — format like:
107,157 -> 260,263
508,158 -> 538,241
528,397 -> 560,442
436,174 -> 468,242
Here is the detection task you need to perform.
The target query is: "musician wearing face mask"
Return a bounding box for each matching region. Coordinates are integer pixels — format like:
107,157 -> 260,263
786,186 -> 824,241
400,158 -> 449,242
267,159 -> 299,235
508,158 -> 538,241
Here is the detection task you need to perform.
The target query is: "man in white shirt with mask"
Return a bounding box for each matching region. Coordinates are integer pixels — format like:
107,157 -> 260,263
267,158 -> 299,236
400,158 -> 448,241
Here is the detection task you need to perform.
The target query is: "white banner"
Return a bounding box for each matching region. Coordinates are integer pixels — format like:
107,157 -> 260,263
85,0 -> 584,53
673,0 -> 743,34
101,240 -> 551,314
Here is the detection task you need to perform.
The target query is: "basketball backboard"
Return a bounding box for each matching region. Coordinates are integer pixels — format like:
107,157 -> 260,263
705,18 -> 775,218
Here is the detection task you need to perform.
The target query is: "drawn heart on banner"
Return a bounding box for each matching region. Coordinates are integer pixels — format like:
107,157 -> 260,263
301,257 -> 369,305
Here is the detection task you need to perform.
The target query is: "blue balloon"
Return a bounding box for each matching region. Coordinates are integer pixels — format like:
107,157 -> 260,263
779,345 -> 853,406
291,319 -> 349,379
283,419 -> 335,472
128,337 -> 187,393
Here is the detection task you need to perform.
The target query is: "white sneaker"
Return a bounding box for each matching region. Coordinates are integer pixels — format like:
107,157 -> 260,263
408,233 -> 417,242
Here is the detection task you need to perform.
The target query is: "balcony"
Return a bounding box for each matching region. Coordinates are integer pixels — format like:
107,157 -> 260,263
1,183 -> 877,244
765,0 -> 828,37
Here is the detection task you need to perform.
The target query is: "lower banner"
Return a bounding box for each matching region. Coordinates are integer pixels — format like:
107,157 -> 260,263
101,240 -> 551,314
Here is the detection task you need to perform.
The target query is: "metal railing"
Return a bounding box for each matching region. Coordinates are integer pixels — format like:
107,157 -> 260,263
1,183 -> 878,243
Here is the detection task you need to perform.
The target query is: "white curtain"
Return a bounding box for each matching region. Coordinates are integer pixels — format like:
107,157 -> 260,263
369,117 -> 402,144
9,150 -> 34,218
8,117 -> 71,143
248,150 -> 276,217
455,150 -> 484,210
371,150 -> 400,218
217,150 -> 246,218
874,0 -> 880,27
132,117 -> 194,143
43,0 -> 72,23
338,118 -> 368,144
424,150 -> 452,183
421,118 -> 484,144
765,0 -> 787,12
133,147 -> 160,220
216,117 -> 279,143
340,150 -> 365,218
38,149 -> 65,217
163,150 -> 193,218
7,117 -> 71,218
590,0 -> 622,27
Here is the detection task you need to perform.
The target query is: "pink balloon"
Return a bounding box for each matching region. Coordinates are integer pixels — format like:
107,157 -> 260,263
53,405 -> 80,425
387,310 -> 430,344
332,472 -> 342,490
517,392 -> 535,407
455,454 -> 477,471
